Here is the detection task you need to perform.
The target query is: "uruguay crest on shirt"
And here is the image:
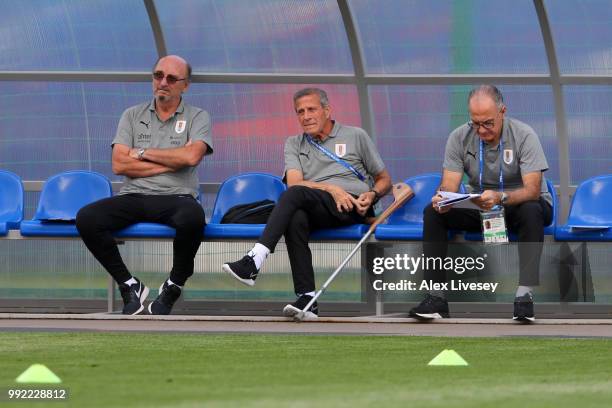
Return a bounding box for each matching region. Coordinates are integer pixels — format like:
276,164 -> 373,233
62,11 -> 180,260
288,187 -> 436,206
503,149 -> 513,165
175,120 -> 187,134
335,143 -> 347,158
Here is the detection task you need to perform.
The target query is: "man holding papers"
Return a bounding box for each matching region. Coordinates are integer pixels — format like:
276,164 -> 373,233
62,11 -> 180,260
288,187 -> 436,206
410,85 -> 553,322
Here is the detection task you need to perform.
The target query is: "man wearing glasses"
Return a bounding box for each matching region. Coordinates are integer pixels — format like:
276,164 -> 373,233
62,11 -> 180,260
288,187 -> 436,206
76,55 -> 212,315
410,85 -> 552,322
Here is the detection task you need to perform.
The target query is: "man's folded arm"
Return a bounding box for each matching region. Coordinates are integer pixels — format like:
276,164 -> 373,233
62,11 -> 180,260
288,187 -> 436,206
112,144 -> 174,178
135,140 -> 208,170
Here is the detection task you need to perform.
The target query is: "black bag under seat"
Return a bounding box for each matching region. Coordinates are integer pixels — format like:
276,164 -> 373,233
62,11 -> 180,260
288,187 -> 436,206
220,199 -> 275,224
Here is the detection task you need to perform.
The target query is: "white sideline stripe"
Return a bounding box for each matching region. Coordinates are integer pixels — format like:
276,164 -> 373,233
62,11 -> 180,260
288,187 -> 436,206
1,313 -> 612,325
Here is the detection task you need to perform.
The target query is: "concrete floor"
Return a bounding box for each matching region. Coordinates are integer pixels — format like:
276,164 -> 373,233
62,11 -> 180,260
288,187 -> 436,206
2,313 -> 612,337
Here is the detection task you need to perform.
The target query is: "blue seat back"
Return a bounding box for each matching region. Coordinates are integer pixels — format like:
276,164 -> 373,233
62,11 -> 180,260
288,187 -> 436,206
565,175 -> 612,227
0,170 -> 24,229
385,173 -> 441,225
34,171 -> 112,221
210,173 -> 286,224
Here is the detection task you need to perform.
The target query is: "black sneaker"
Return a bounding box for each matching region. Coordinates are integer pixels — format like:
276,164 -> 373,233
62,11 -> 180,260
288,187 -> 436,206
118,278 -> 149,315
409,294 -> 450,319
283,295 -> 319,320
222,255 -> 259,286
148,281 -> 182,315
513,293 -> 535,322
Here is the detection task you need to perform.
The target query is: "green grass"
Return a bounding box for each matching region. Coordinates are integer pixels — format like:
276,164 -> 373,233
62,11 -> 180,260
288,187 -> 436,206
1,333 -> 612,407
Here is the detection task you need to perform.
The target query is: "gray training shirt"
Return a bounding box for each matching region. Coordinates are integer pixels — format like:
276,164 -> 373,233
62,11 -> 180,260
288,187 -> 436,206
443,116 -> 552,206
112,99 -> 213,198
284,121 -> 386,196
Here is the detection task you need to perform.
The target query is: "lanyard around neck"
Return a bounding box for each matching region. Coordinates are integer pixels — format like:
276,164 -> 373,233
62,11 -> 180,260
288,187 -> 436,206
479,136 -> 504,193
305,134 -> 365,181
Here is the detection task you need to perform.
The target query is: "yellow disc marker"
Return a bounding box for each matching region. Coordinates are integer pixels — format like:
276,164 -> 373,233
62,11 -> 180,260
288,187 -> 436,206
428,349 -> 469,366
15,364 -> 62,383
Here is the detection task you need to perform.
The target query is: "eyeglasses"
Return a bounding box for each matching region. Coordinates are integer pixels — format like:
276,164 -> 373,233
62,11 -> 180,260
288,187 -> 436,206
468,107 -> 504,131
468,119 -> 496,131
152,71 -> 186,85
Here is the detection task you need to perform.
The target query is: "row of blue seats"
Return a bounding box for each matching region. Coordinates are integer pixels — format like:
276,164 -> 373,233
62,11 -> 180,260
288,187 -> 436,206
0,169 -> 611,241
378,173 -> 612,242
0,170 -> 366,240
377,173 -> 557,242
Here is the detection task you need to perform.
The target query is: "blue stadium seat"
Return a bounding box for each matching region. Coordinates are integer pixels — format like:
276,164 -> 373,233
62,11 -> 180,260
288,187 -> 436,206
0,170 -> 24,236
556,175 -> 612,241
205,173 -> 286,239
311,224 -> 368,240
20,171 -> 112,237
374,173 -> 442,240
463,178 -> 557,241
114,222 -> 178,239
114,193 -> 204,239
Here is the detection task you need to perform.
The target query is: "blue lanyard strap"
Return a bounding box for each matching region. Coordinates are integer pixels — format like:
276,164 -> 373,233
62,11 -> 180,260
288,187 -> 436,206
479,137 -> 504,193
306,134 -> 366,181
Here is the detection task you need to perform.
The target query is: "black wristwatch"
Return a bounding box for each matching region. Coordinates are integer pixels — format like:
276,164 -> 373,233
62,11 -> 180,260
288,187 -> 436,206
500,192 -> 509,205
369,189 -> 381,203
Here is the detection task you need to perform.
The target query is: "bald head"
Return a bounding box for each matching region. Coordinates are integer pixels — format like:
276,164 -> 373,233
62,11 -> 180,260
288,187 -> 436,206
153,55 -> 192,82
152,55 -> 192,106
467,85 -> 507,144
467,85 -> 504,110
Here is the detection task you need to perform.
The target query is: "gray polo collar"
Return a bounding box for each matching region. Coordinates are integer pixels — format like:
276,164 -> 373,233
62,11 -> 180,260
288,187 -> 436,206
147,98 -> 185,117
328,120 -> 340,138
499,118 -> 509,143
302,120 -> 340,142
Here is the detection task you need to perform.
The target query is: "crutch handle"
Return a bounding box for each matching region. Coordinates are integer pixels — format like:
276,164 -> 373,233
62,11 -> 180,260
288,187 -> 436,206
367,182 -> 414,233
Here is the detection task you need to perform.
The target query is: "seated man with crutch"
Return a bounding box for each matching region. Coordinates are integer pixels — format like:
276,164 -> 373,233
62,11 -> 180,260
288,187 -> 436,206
222,87 -> 391,319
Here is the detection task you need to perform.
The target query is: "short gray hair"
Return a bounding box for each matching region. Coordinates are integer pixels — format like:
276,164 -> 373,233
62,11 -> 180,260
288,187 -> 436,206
293,87 -> 329,107
468,85 -> 504,110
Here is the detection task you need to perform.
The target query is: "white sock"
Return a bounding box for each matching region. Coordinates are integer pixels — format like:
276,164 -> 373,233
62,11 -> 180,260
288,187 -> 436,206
515,286 -> 533,297
303,291 -> 316,297
167,279 -> 182,289
248,243 -> 270,270
124,277 -> 137,286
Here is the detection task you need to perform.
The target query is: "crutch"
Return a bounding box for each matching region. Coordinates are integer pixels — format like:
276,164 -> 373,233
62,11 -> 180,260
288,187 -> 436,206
294,182 -> 415,321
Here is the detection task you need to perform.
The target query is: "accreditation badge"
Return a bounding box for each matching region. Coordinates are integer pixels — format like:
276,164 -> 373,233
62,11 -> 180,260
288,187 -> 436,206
481,207 -> 509,244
